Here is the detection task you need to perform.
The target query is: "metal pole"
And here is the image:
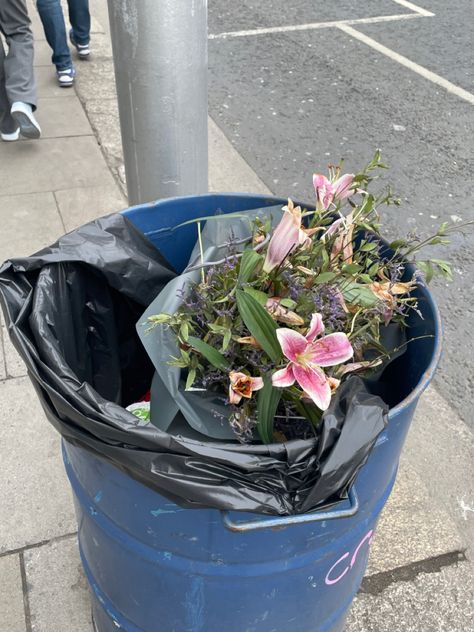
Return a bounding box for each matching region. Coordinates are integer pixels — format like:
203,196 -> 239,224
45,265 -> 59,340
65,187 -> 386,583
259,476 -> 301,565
106,0 -> 208,205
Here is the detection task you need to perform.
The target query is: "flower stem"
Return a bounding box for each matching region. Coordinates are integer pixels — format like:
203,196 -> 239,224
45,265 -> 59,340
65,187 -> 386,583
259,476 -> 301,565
197,221 -> 205,285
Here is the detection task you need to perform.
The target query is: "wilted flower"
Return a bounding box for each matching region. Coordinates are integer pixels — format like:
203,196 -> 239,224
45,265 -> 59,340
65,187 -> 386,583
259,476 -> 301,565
263,199 -> 315,273
272,314 -> 353,410
266,297 -> 305,325
313,173 -> 354,210
228,371 -> 264,405
370,280 -> 416,324
323,213 -> 355,265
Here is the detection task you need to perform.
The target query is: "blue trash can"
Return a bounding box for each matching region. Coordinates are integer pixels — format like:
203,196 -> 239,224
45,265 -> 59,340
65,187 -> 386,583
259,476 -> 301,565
62,194 -> 441,632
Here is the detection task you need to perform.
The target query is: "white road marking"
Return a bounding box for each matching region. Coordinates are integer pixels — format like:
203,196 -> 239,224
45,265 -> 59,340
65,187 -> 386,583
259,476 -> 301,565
391,0 -> 435,17
209,13 -> 426,40
338,25 -> 474,106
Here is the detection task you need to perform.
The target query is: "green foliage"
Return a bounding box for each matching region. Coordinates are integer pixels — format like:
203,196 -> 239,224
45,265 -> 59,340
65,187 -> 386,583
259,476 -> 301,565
238,249 -> 263,285
257,378 -> 282,444
236,290 -> 281,363
187,336 -> 230,371
145,149 -> 468,444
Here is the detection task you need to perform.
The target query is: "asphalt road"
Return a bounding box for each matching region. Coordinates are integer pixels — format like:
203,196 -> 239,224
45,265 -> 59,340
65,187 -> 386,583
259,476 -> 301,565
207,0 -> 474,428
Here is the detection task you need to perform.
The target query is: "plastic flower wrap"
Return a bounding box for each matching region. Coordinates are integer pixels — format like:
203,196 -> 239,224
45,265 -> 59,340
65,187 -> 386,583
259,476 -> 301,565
138,152 -> 465,444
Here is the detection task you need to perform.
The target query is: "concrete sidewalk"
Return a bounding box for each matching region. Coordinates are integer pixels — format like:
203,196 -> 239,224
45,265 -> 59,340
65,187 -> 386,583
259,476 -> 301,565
0,3 -> 473,631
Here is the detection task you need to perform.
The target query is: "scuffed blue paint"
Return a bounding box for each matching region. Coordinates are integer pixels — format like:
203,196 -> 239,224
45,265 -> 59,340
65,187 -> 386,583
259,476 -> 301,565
94,491 -> 103,503
163,552 -> 173,560
184,576 -> 205,631
150,508 -> 184,517
89,506 -> 98,516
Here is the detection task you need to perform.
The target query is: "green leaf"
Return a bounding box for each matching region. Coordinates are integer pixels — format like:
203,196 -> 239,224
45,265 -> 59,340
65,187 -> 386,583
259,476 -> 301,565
417,261 -> 434,283
187,336 -> 230,370
147,313 -> 172,324
389,239 -> 406,250
222,328 -> 232,352
242,286 -> 270,306
279,297 -> 297,309
180,321 -> 189,341
236,290 -> 281,362
257,378 -> 281,444
185,369 -> 197,390
340,281 -> 379,307
314,271 -> 338,284
238,249 -> 263,285
368,263 -> 379,276
342,263 -> 361,274
360,242 -> 378,252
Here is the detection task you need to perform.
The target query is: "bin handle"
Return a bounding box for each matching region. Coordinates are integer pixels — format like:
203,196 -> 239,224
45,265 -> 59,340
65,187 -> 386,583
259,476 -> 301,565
222,487 -> 359,533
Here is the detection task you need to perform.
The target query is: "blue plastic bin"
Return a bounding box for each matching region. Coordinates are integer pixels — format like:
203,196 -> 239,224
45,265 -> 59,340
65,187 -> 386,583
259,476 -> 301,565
63,194 -> 442,632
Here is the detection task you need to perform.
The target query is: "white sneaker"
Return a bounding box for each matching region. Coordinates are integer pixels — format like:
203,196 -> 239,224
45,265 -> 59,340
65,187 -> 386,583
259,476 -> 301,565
1,128 -> 20,142
69,30 -> 90,59
57,66 -> 76,88
10,102 -> 41,139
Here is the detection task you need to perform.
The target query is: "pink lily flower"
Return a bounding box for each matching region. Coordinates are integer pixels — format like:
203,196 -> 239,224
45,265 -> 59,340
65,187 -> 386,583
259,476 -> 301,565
229,371 -> 264,405
263,199 -> 313,273
313,173 -> 354,210
323,213 -> 355,265
271,314 -> 354,411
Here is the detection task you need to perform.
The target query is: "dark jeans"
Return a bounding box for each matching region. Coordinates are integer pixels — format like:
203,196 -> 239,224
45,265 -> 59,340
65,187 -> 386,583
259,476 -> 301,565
36,0 -> 90,70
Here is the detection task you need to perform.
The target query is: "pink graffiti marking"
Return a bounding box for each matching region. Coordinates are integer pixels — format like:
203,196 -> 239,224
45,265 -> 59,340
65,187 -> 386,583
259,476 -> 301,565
325,529 -> 374,586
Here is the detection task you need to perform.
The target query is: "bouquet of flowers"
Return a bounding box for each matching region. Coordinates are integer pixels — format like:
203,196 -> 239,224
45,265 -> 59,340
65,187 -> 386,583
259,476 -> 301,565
138,152 -> 462,444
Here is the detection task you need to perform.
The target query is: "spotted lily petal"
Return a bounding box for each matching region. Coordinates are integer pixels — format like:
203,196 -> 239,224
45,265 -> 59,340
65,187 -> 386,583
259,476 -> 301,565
272,364 -> 296,387
305,313 -> 324,342
276,328 -> 308,362
293,364 -> 332,410
307,332 -> 354,367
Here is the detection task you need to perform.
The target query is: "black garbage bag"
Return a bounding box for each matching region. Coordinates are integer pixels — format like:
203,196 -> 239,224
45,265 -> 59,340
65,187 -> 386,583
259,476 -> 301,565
0,213 -> 388,515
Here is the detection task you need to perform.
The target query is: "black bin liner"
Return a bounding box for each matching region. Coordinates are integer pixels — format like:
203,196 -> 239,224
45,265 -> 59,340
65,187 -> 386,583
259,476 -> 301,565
0,213 -> 387,515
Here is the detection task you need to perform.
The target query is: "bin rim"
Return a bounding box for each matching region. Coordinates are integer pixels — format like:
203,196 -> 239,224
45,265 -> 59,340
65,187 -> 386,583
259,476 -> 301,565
123,191 -> 442,429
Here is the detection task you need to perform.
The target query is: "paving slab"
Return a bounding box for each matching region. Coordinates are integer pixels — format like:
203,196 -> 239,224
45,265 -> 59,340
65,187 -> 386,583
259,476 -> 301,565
0,554 -> 27,632
81,98 -> 123,171
24,537 -> 93,632
0,137 -> 111,197
345,561 -> 474,632
38,96 -> 91,139
366,460 -> 463,576
0,321 -> 6,380
35,66 -> 76,99
55,182 -> 126,232
0,192 -> 64,261
404,386 -> 474,558
1,313 -> 27,379
75,59 -> 118,101
33,39 -> 53,67
0,377 -> 77,554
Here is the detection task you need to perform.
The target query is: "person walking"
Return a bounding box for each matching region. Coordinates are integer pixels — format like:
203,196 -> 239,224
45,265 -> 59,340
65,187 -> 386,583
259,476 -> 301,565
36,0 -> 91,88
0,0 -> 41,141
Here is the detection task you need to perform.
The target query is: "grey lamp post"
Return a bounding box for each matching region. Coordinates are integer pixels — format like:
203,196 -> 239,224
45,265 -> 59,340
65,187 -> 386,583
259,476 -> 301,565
107,0 -> 209,205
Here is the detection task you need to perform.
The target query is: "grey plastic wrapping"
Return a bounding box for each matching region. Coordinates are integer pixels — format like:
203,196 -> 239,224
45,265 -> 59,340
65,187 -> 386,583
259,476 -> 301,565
0,212 -> 388,515
137,206 -> 281,440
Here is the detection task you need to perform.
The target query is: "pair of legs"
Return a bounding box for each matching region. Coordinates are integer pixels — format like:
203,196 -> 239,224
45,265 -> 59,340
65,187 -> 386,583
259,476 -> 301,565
0,0 -> 40,139
36,0 -> 90,71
